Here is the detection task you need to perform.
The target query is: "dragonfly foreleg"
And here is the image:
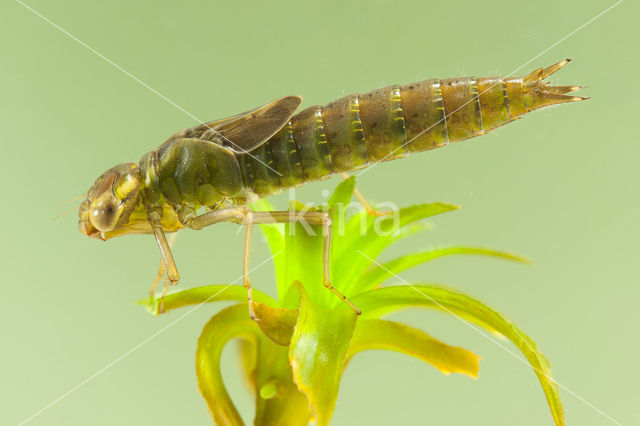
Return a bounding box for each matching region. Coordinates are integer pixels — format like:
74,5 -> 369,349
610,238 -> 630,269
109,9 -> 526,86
148,210 -> 180,313
179,206 -> 257,317
149,231 -> 178,299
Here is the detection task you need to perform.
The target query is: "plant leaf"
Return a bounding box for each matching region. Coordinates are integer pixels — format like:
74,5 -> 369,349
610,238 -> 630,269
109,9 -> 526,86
252,302 -> 298,346
281,208 -> 328,308
137,284 -> 276,315
388,221 -> 434,244
359,246 -> 530,288
254,334 -> 313,426
288,283 -> 358,426
328,175 -> 356,210
253,198 -> 287,295
196,303 -> 258,426
352,284 -> 564,426
347,319 -> 479,378
334,202 -> 459,296
236,338 -> 257,391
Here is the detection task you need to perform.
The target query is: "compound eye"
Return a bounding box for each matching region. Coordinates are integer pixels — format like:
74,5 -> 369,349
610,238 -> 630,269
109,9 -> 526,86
90,197 -> 121,232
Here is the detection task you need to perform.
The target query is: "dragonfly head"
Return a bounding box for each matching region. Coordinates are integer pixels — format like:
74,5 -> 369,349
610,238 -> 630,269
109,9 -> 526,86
78,163 -> 141,240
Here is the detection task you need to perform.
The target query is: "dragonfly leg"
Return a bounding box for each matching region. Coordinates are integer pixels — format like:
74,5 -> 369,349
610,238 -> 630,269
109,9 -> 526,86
181,206 -> 257,317
182,206 -> 250,230
340,172 -> 391,217
243,212 -> 256,320
149,232 -> 178,298
247,210 -> 361,315
148,210 -> 180,313
182,206 -> 361,316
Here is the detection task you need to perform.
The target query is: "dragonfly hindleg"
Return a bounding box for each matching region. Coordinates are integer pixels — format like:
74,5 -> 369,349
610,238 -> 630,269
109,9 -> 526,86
339,173 -> 391,217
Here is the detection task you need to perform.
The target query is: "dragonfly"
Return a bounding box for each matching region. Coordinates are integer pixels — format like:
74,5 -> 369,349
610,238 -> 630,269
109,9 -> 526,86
78,59 -> 585,316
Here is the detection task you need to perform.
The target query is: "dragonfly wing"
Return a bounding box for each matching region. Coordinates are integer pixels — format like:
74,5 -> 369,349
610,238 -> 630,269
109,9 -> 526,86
212,95 -> 302,153
167,96 -> 302,153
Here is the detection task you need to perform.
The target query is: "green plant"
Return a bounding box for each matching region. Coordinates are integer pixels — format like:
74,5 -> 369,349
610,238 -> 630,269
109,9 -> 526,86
139,177 -> 563,425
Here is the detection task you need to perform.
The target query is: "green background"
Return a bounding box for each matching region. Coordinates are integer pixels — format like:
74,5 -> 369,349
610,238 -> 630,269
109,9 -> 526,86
2,0 -> 637,424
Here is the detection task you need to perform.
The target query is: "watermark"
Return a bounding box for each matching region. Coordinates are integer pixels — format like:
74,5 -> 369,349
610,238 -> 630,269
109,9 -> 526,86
280,187 -> 401,238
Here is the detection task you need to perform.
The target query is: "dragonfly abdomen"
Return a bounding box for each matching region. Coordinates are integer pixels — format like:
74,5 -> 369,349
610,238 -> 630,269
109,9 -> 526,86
240,78 -> 502,192
236,60 -> 584,199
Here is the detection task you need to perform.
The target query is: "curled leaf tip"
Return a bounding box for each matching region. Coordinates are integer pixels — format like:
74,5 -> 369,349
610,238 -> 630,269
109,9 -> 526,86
347,319 -> 480,379
253,302 -> 298,346
135,297 -> 159,315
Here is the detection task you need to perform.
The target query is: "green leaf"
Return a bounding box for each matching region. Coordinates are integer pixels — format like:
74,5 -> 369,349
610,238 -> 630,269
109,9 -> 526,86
328,175 -> 356,210
281,207 -> 328,308
252,302 -> 298,346
394,202 -> 460,229
352,285 -> 564,426
333,202 -> 459,296
334,206 -> 433,254
196,304 -> 258,426
260,223 -> 286,295
388,221 -> 434,244
258,221 -> 285,257
236,338 -> 257,391
253,198 -> 287,294
288,283 -> 358,426
137,284 -> 276,315
347,319 -> 479,378
253,334 -> 313,426
359,246 -> 530,288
